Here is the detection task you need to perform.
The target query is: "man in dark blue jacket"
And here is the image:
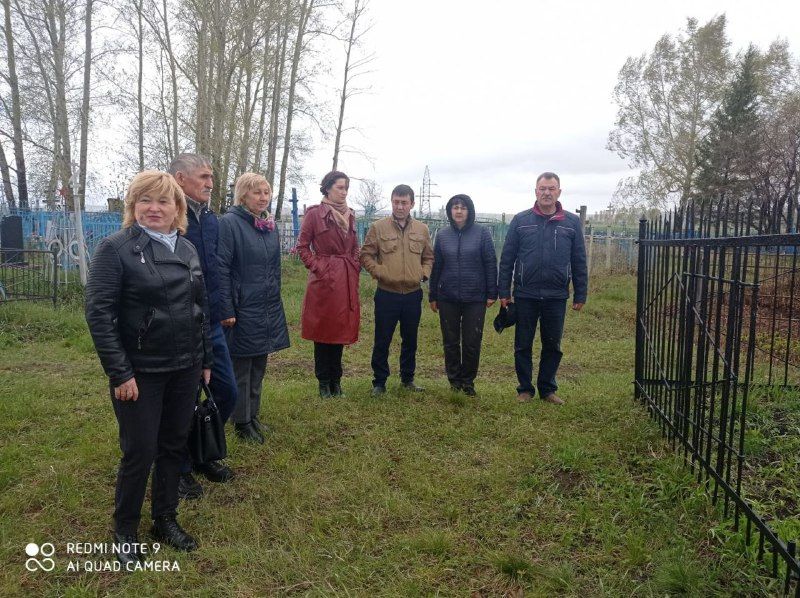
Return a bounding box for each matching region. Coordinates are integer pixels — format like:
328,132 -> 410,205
498,172 -> 587,405
169,153 -> 238,496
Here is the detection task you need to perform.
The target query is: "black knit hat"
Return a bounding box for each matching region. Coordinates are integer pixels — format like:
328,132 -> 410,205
493,303 -> 517,333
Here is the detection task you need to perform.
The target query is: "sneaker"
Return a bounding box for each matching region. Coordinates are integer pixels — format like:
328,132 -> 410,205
462,386 -> 477,397
178,472 -> 204,500
371,385 -> 386,397
516,391 -> 533,403
330,380 -> 344,397
542,393 -> 564,405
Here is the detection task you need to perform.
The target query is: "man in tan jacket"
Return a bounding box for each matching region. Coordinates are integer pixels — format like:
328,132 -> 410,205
361,184 -> 434,395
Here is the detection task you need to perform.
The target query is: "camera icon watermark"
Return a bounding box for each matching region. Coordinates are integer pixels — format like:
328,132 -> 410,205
25,543 -> 55,572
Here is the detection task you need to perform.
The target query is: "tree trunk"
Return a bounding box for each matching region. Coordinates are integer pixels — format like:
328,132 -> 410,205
252,17 -> 276,171
77,0 -> 93,210
0,140 -> 15,208
16,0 -> 59,204
331,0 -> 360,172
2,0 -> 28,208
266,16 -> 288,187
136,0 -> 144,170
276,0 -> 314,220
161,0 -> 179,159
46,0 -> 74,209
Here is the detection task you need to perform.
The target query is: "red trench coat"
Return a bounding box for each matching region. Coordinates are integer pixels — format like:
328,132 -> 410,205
296,203 -> 361,344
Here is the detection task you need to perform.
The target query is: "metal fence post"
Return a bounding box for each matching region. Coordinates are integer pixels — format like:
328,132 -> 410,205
51,247 -> 58,306
634,217 -> 648,402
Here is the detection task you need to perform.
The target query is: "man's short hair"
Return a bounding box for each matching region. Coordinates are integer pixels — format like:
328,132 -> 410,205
391,184 -> 414,202
168,153 -> 212,176
536,172 -> 560,186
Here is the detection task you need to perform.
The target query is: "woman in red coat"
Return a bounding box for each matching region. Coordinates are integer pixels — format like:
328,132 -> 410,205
296,170 -> 361,397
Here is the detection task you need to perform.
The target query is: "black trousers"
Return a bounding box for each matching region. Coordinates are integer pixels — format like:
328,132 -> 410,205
438,301 -> 486,389
371,288 -> 422,386
314,342 -> 344,382
111,364 -> 200,535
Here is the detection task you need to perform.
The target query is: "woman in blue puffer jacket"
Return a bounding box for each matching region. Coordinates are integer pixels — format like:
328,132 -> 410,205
428,194 -> 498,395
217,172 -> 290,443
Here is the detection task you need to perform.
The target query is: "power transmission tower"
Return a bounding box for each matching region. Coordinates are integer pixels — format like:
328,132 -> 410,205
418,165 -> 440,218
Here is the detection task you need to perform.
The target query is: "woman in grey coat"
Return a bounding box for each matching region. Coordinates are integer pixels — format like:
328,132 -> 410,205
218,172 -> 290,443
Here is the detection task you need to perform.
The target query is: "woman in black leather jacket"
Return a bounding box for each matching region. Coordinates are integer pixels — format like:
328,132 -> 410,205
428,194 -> 498,396
85,171 -> 212,566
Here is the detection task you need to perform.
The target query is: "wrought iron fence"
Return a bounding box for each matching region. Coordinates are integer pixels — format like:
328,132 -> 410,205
635,198 -> 800,595
0,248 -> 58,305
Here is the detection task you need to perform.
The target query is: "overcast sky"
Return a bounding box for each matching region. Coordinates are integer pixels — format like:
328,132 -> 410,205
301,0 -> 800,217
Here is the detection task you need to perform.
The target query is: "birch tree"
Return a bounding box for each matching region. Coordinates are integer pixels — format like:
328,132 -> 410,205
1,0 -> 28,207
607,16 -> 730,208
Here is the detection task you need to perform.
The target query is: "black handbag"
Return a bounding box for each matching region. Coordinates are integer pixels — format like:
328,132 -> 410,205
188,382 -> 227,463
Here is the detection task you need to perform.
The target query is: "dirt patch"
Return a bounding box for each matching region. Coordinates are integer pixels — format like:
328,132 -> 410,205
551,467 -> 584,494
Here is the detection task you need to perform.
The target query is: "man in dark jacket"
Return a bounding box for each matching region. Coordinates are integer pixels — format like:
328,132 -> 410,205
498,172 -> 587,405
169,153 -> 238,496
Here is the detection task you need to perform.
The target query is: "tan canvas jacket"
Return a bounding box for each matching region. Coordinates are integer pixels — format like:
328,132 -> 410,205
360,216 -> 434,294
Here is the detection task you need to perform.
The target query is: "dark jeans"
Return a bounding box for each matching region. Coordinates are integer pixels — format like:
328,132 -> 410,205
208,323 -> 238,423
513,298 -> 567,397
314,342 -> 344,382
184,322 -> 238,469
231,355 -> 268,425
111,364 -> 200,535
438,301 -> 486,389
371,288 -> 422,387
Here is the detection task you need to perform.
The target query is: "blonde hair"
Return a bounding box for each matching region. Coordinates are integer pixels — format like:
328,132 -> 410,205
123,170 -> 188,234
234,172 -> 271,206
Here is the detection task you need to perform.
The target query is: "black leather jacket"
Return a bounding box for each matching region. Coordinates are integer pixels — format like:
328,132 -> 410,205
85,225 -> 213,386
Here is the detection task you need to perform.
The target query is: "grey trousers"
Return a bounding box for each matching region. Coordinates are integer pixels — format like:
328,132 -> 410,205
231,355 -> 268,424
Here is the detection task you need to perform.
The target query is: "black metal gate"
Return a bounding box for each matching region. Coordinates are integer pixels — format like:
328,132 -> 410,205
635,200 -> 800,594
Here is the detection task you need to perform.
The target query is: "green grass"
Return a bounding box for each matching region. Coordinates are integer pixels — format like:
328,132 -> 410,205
0,259 -> 786,595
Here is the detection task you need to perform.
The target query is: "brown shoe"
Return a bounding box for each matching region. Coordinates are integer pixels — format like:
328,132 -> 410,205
542,393 -> 564,405
517,391 -> 532,403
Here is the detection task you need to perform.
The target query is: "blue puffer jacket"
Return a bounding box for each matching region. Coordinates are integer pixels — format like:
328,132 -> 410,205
184,202 -> 223,324
429,195 -> 498,303
217,205 -> 290,358
498,203 -> 587,303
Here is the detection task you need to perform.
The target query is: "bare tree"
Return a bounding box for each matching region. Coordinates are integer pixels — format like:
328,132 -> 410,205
331,0 -> 373,171
353,177 -> 383,217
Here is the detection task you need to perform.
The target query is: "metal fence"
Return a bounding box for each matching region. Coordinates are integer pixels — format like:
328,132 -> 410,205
3,209 -> 122,272
0,249 -> 58,305
635,198 -> 800,595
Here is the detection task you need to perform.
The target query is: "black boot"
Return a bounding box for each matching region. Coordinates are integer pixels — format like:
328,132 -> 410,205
235,422 -> 264,444
178,472 -> 204,500
330,380 -> 344,397
113,532 -> 144,567
151,515 -> 198,551
252,416 -> 269,435
319,380 -> 332,398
